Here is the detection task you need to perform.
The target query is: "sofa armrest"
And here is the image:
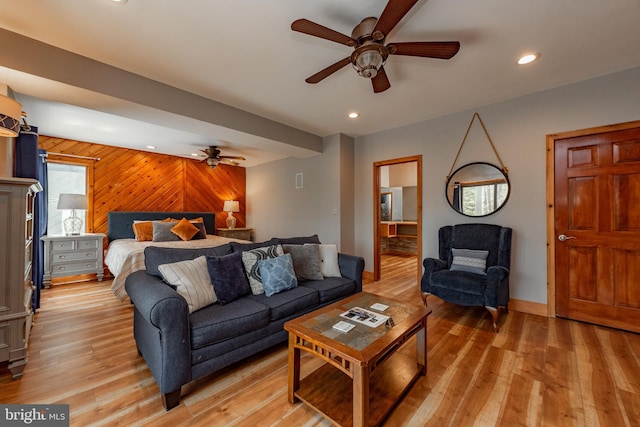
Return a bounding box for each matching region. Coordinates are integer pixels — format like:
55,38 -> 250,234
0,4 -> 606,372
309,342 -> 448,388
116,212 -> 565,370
338,253 -> 365,292
124,270 -> 191,395
126,271 -> 189,329
420,258 -> 448,293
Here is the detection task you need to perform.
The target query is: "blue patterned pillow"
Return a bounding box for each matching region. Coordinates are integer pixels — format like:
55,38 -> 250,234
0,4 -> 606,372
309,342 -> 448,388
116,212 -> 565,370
241,244 -> 284,295
258,254 -> 298,297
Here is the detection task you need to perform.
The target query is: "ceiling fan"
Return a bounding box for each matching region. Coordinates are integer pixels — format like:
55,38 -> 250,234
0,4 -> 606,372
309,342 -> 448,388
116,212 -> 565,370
200,146 -> 245,168
291,0 -> 460,93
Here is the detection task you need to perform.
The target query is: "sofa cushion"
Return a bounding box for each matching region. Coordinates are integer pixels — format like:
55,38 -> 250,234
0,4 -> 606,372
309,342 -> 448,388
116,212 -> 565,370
300,277 -> 356,303
259,254 -> 298,297
283,244 -> 324,281
144,245 -> 233,277
318,244 -> 342,277
157,256 -> 216,313
275,235 -> 321,245
241,244 -> 284,295
206,252 -> 251,305
248,285 -> 319,320
189,298 -> 270,349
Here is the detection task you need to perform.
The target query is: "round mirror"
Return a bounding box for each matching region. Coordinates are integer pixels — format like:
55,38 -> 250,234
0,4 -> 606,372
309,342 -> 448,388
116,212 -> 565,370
446,162 -> 510,217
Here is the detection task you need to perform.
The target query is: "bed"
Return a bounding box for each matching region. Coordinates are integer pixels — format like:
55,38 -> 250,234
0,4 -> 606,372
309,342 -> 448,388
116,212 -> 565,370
105,211 -> 247,301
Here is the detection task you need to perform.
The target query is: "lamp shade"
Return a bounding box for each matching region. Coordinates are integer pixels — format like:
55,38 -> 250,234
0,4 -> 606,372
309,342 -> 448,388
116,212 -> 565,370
57,193 -> 88,210
223,200 -> 240,213
0,94 -> 22,137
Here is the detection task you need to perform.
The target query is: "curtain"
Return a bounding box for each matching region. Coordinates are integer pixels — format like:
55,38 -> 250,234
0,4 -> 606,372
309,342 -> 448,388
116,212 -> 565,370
15,125 -> 47,311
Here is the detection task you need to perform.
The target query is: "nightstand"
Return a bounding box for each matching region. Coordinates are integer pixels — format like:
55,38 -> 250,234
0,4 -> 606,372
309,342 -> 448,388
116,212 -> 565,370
217,228 -> 253,241
41,233 -> 106,287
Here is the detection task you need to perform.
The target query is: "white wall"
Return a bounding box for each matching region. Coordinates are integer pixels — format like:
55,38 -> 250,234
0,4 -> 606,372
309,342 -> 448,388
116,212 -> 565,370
247,134 -> 354,250
246,66 -> 640,305
354,66 -> 640,304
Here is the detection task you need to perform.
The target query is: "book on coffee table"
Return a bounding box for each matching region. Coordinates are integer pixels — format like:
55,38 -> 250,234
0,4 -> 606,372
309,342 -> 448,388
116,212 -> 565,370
340,306 -> 389,328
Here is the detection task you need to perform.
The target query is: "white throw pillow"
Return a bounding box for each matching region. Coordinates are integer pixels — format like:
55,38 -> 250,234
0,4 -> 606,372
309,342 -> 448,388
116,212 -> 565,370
318,244 -> 341,278
158,256 -> 217,313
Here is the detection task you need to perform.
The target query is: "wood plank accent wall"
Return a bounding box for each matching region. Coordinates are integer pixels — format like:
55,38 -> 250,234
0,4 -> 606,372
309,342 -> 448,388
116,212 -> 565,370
38,136 -> 246,236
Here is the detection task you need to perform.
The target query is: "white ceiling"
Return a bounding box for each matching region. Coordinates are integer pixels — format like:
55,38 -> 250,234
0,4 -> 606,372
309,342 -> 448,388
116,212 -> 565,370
1,0 -> 639,166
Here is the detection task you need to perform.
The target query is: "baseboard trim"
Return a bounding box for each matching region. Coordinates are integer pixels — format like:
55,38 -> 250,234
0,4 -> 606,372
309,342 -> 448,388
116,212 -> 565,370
363,271 -> 374,281
510,298 -> 547,317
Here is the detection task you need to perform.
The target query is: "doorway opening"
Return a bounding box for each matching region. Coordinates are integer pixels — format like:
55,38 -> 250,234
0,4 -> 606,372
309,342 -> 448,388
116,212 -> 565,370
373,156 -> 422,283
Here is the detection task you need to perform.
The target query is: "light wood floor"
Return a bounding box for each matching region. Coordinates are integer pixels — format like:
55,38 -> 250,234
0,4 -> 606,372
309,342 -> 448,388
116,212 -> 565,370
1,254 -> 639,426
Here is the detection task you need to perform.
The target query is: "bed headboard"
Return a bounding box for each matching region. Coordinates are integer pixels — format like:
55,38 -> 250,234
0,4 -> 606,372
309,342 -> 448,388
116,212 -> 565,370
107,211 -> 216,242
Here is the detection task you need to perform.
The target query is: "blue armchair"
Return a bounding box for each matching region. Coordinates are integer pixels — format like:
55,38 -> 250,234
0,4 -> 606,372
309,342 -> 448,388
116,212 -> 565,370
421,223 -> 512,332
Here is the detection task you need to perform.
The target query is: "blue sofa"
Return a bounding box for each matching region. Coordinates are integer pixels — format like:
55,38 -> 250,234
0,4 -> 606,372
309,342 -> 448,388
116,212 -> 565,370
124,237 -> 365,410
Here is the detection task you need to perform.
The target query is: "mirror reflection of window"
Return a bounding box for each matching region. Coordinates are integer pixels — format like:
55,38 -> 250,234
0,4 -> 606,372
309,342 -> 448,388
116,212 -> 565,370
447,162 -> 510,217
459,180 -> 508,216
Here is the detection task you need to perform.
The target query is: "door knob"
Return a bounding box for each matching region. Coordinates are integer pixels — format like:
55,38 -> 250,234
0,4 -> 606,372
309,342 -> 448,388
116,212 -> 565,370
558,234 -> 577,241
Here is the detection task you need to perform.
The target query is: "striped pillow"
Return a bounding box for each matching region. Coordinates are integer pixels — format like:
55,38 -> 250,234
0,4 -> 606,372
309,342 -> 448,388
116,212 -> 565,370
158,256 -> 217,313
450,248 -> 489,275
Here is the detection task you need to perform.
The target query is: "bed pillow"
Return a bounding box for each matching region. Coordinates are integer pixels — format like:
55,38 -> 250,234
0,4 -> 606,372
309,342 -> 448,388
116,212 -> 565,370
191,222 -> 207,239
282,244 -> 323,281
132,221 -> 154,241
171,217 -> 200,241
157,256 -> 216,313
318,244 -> 341,277
206,251 -> 251,305
152,221 -> 182,242
450,248 -> 489,275
259,254 -> 298,297
241,244 -> 284,295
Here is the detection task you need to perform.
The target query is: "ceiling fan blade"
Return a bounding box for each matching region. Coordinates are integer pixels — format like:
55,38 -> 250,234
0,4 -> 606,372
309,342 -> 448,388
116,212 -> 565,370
388,41 -> 460,59
371,66 -> 391,93
291,19 -> 356,47
373,0 -> 419,39
305,57 -> 351,84
220,159 -> 239,166
219,155 -> 246,161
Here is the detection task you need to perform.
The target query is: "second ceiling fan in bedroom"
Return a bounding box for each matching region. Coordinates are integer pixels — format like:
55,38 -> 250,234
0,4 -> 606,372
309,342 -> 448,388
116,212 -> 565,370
291,0 -> 460,93
200,146 -> 245,168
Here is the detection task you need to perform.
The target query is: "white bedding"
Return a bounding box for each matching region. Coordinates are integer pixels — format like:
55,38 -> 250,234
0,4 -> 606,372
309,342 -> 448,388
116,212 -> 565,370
105,235 -> 245,301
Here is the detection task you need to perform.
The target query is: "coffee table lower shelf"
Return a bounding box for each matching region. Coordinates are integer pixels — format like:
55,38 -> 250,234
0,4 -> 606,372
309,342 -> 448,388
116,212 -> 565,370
295,350 -> 422,427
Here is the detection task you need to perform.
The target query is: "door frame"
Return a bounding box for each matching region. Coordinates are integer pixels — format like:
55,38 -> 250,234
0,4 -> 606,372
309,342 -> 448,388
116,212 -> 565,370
545,119 -> 640,317
373,155 -> 422,283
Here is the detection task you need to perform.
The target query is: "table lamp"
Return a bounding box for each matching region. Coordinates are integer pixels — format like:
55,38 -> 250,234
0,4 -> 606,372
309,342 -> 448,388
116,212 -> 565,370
57,193 -> 88,235
223,200 -> 240,229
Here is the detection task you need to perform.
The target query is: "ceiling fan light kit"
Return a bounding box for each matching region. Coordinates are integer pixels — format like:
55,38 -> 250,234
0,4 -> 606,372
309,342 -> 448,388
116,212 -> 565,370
291,0 -> 460,93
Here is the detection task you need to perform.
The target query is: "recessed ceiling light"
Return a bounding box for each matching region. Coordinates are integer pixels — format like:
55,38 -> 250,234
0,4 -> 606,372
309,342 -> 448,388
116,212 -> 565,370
348,112 -> 359,119
517,53 -> 540,65
190,153 -> 200,157
112,0 -> 128,4
146,145 -> 156,149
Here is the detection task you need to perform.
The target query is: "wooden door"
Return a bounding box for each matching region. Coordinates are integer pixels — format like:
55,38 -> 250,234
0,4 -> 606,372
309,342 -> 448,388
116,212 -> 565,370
554,123 -> 640,332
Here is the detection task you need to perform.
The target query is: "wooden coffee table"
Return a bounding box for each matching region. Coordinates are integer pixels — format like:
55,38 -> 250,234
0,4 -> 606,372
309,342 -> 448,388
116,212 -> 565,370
284,292 -> 431,427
